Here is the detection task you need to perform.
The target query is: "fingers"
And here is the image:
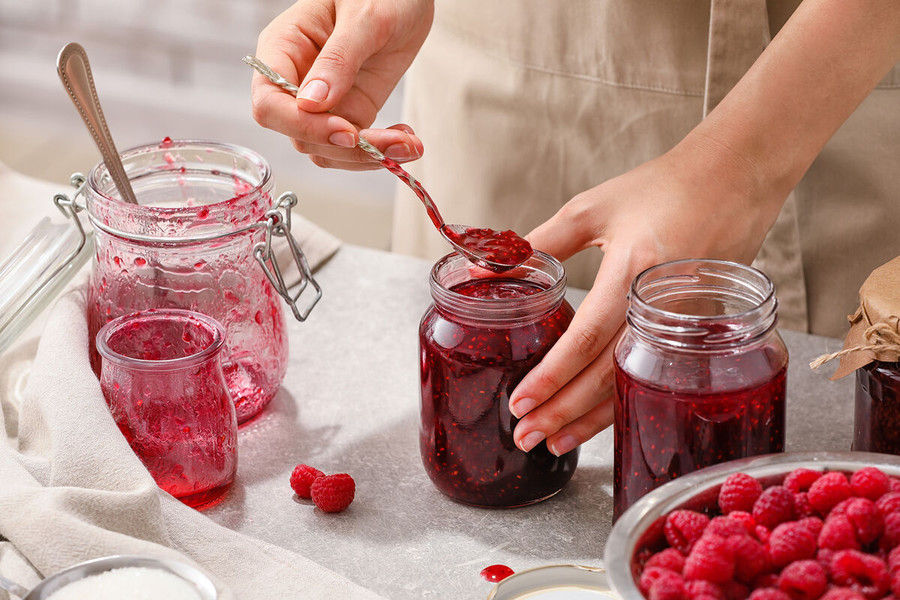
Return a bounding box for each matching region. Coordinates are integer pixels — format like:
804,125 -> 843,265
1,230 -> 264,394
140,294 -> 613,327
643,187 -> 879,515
512,324 -> 623,455
509,251 -> 632,419
299,125 -> 425,169
525,194 -> 606,262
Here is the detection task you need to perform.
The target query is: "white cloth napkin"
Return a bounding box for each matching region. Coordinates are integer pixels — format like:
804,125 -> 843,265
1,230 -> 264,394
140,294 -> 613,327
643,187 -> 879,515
0,164 -> 380,599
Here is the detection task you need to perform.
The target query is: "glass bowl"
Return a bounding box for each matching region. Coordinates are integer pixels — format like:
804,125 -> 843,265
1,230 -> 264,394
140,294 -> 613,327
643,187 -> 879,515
604,451 -> 900,600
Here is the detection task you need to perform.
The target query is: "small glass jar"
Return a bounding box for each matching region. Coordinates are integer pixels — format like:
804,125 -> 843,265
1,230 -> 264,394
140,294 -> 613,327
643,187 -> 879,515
613,259 -> 788,519
84,140 -> 315,425
96,309 -> 237,509
853,360 -> 900,453
418,251 -> 579,507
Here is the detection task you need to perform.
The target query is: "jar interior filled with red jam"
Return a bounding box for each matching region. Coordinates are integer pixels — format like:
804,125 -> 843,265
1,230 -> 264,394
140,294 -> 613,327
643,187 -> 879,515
419,251 -> 578,507
854,360 -> 900,454
85,140 -> 289,425
613,259 -> 788,520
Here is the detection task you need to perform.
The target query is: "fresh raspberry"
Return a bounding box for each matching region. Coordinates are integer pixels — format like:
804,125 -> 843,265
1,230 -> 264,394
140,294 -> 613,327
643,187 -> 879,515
784,468 -> 823,494
665,510 -> 711,555
808,471 -> 853,516
891,478 -> 900,494
778,559 -> 828,600
851,467 -> 891,502
793,492 -> 815,518
892,569 -> 900,597
877,492 -> 900,516
883,512 -> 900,551
720,473 -> 765,514
797,516 -> 824,539
842,497 -> 884,545
722,580 -> 750,600
728,511 -> 758,535
309,473 -> 356,513
819,587 -> 867,600
646,548 -> 687,574
684,535 -> 735,583
767,521 -> 817,568
889,545 -> 900,575
648,570 -> 687,600
289,464 -> 325,498
707,515 -> 753,539
819,514 -> 862,551
686,579 -> 725,600
640,566 -> 676,594
756,525 -> 772,544
727,534 -> 771,583
753,486 -> 796,530
829,549 -> 890,600
748,588 -> 791,600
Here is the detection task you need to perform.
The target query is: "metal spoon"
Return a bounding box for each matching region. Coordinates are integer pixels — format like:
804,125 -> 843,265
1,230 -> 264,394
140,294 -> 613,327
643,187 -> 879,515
57,42 -> 139,205
242,55 -> 533,272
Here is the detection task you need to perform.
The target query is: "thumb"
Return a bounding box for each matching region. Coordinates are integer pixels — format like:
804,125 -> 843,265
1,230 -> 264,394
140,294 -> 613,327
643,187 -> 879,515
525,201 -> 602,263
295,21 -> 374,113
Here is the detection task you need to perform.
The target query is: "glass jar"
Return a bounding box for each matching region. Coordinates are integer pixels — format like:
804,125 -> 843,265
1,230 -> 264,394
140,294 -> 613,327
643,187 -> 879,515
613,259 -> 788,519
96,309 -> 237,509
418,251 -> 579,507
853,360 -> 900,453
84,140 -> 319,425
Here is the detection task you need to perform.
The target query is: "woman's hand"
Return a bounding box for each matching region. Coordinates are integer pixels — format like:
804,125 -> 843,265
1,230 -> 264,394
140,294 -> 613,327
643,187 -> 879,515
251,0 -> 434,170
508,134 -> 782,457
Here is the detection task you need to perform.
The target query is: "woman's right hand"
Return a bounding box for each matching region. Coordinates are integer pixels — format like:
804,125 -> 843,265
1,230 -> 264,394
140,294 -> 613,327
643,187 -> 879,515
251,0 -> 434,170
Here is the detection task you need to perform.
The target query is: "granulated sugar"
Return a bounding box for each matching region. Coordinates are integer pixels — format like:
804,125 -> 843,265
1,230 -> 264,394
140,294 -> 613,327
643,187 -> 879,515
46,566 -> 203,600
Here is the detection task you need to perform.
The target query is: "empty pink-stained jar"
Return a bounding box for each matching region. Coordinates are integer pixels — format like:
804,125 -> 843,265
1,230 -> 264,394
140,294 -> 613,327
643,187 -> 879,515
84,140 -> 321,424
97,309 -> 237,509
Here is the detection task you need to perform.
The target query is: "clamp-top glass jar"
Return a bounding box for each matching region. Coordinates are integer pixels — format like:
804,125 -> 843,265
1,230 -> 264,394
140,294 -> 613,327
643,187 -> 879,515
419,251 -> 579,507
613,259 -> 788,519
82,139 -> 321,424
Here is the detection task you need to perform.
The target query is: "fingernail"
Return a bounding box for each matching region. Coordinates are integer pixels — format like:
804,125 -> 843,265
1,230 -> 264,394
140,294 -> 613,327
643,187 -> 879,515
518,431 -> 545,453
328,132 -> 356,148
384,143 -> 417,160
510,397 -> 537,419
298,79 -> 329,103
549,435 -> 579,457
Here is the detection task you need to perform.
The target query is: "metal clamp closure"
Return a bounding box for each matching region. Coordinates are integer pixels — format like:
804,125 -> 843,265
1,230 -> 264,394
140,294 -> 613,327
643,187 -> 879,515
253,192 -> 323,322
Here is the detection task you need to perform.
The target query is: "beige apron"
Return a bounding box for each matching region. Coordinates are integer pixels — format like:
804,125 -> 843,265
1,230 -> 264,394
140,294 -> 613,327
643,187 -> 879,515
393,0 -> 900,338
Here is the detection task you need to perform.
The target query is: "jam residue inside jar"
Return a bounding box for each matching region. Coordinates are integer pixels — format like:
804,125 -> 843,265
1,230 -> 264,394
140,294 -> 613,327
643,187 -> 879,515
419,253 -> 578,508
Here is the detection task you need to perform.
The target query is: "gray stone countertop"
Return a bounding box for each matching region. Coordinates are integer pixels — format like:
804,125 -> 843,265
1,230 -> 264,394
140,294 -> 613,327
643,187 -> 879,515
203,244 -> 854,600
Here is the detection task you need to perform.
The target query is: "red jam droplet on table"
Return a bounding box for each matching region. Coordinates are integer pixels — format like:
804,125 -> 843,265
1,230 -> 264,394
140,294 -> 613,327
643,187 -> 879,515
444,226 -> 534,271
480,564 -> 515,583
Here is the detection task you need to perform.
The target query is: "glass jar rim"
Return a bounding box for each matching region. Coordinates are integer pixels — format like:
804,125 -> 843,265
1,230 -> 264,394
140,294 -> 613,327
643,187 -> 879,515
429,250 -> 567,322
96,308 -> 226,371
85,139 -> 272,243
626,258 -> 778,348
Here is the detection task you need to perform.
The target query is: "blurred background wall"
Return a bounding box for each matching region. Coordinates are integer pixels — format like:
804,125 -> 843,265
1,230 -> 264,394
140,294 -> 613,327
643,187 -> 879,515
0,0 -> 400,250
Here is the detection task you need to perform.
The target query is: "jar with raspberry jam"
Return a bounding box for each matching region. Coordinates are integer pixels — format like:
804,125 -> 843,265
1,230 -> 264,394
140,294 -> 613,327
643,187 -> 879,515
613,259 -> 788,519
419,251 -> 578,507
854,361 -> 900,454
84,140 -> 321,424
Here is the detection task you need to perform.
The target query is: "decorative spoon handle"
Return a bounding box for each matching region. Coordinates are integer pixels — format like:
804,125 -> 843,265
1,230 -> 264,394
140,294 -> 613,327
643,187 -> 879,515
57,42 -> 139,205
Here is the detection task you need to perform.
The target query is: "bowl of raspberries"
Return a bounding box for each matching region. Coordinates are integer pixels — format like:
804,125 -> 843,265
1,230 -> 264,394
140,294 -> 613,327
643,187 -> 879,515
604,451 -> 900,600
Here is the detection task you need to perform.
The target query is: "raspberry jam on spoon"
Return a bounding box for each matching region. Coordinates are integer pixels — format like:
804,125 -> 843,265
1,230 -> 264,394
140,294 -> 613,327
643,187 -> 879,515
243,55 -> 534,272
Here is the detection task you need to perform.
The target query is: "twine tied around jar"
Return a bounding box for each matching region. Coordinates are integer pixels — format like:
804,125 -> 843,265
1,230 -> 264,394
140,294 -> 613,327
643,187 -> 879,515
810,255 -> 900,379
810,315 -> 900,370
